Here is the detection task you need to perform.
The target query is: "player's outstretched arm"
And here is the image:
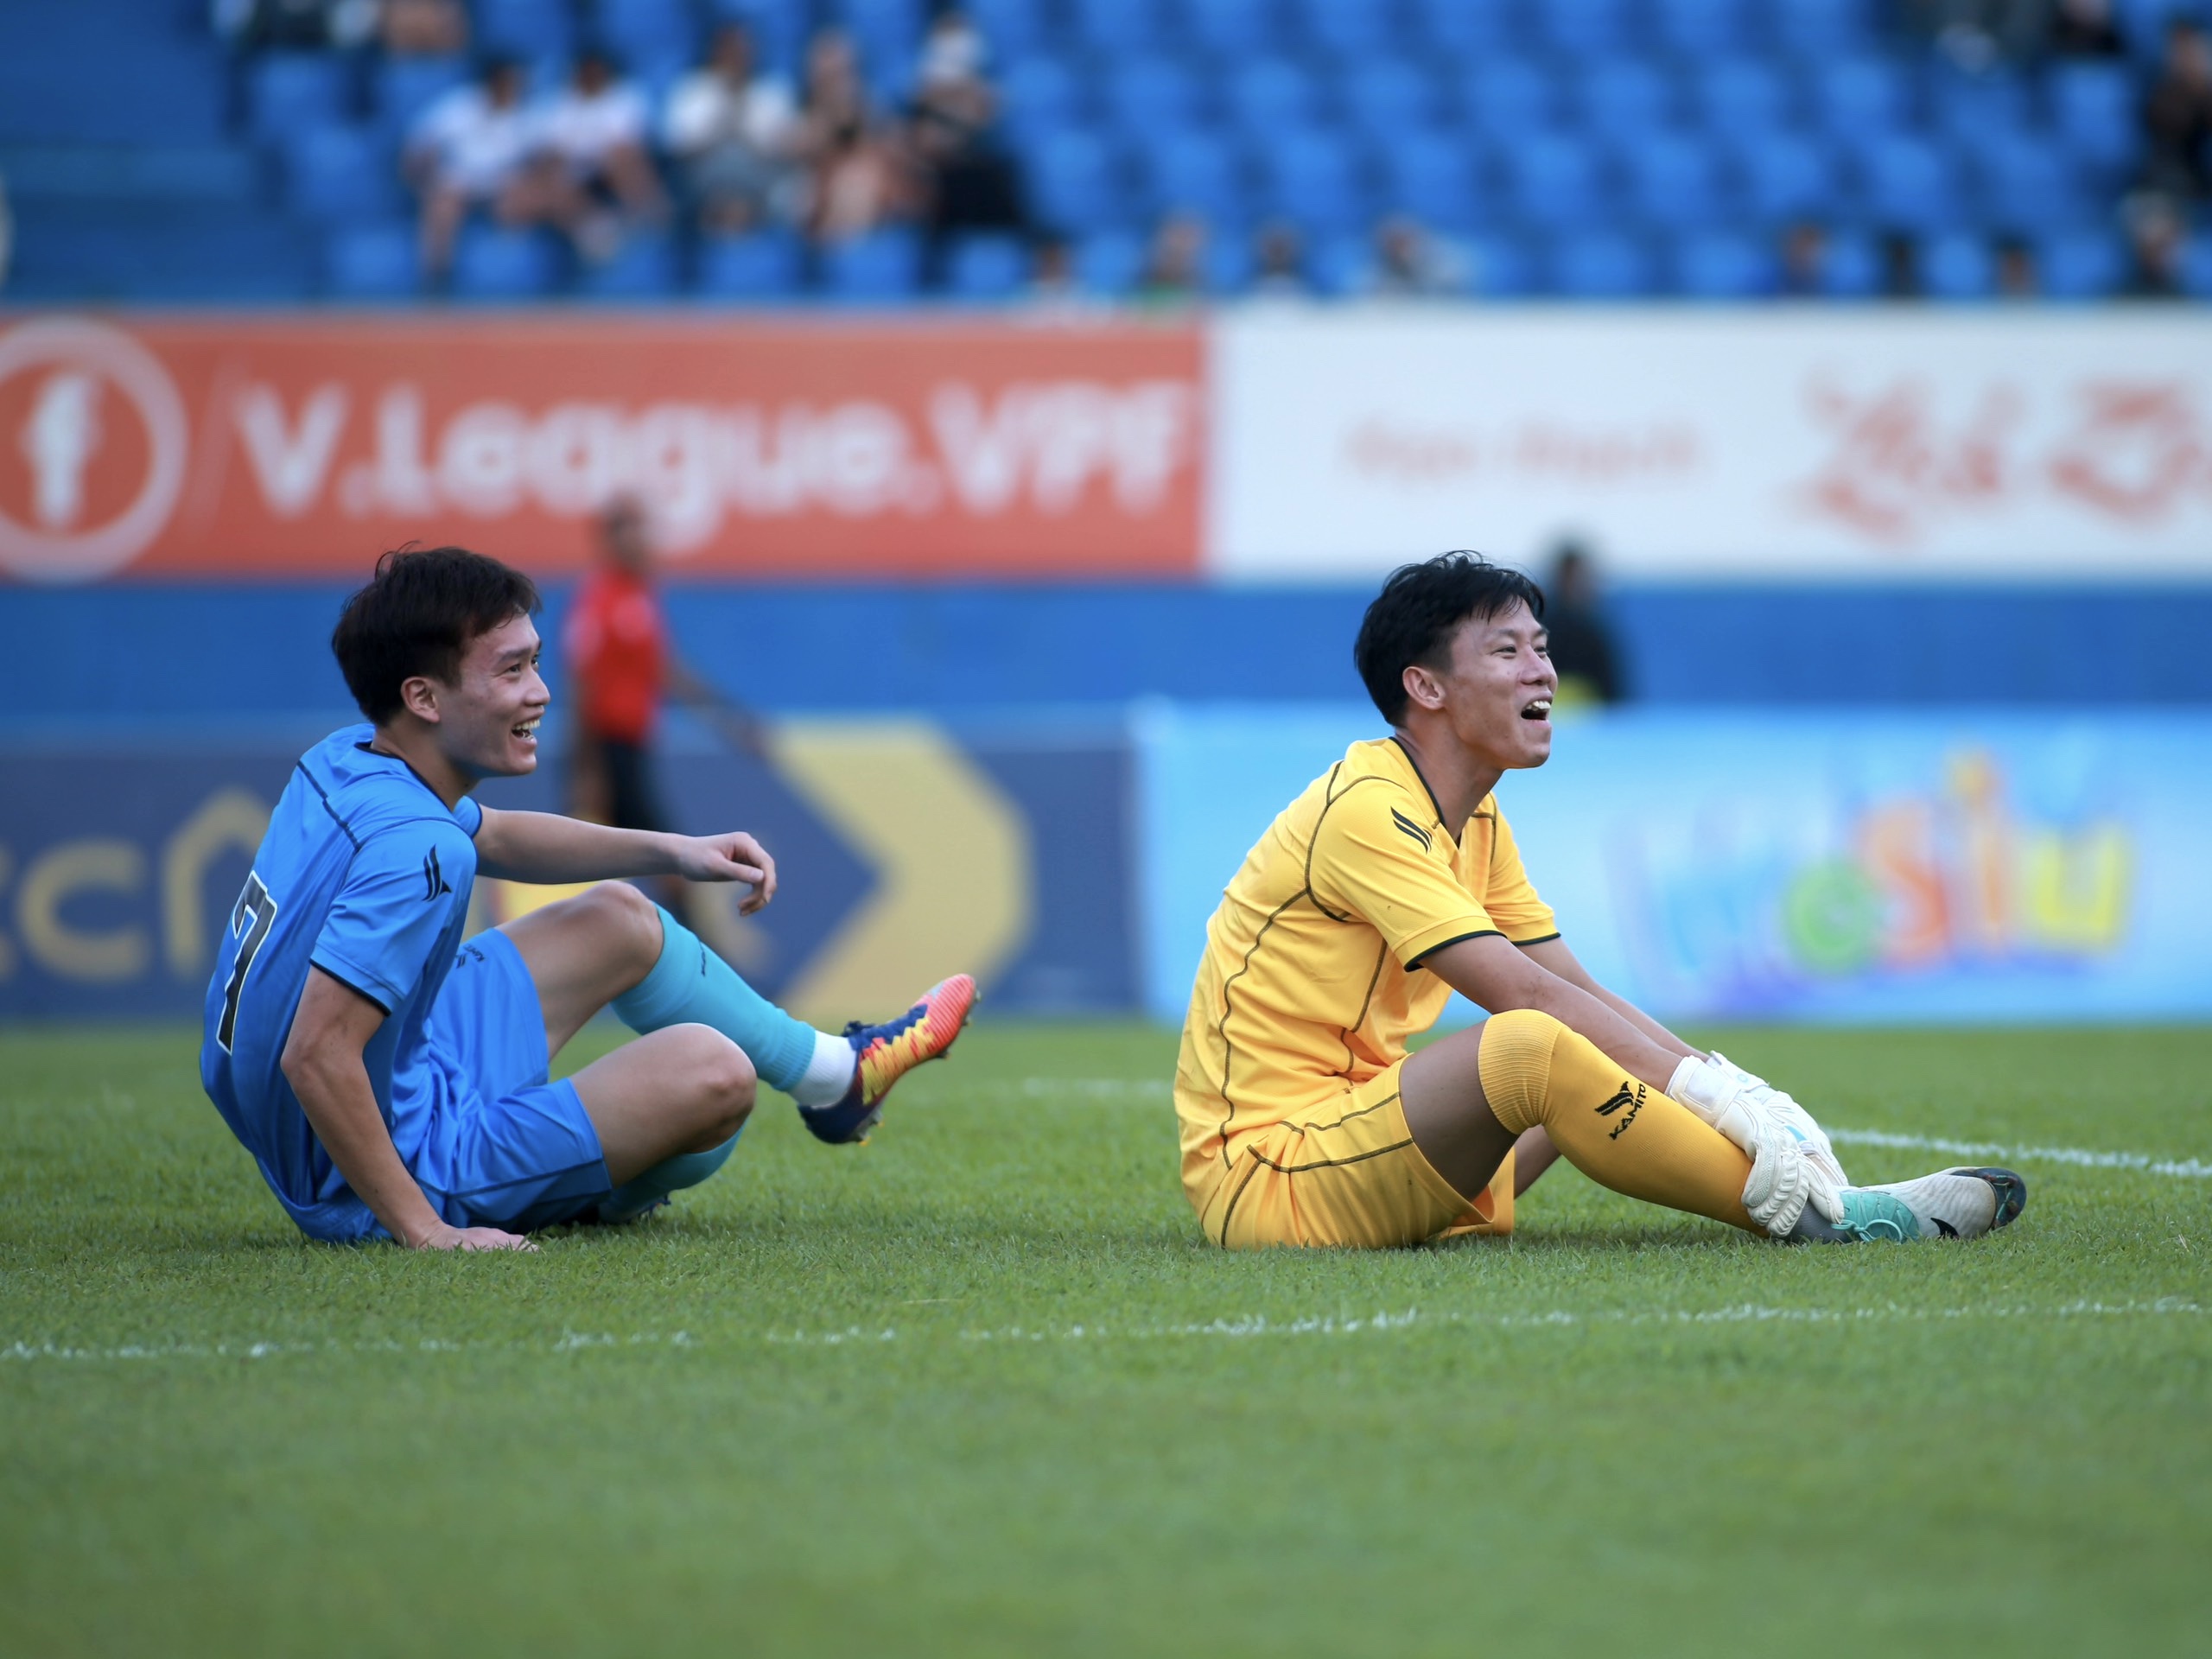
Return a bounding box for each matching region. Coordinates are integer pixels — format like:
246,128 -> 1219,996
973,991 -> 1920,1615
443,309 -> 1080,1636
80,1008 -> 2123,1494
1420,933 -> 1688,1094
280,968 -> 536,1252
474,809 -> 778,914
1515,937 -> 1700,1062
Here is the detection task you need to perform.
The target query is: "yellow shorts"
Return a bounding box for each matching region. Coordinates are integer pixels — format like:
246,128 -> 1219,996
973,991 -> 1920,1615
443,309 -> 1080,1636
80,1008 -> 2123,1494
1192,1061 -> 1514,1250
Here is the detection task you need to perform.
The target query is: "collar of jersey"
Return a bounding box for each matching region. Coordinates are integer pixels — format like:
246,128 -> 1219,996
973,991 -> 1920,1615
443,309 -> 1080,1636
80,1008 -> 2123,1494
1384,734 -> 1461,849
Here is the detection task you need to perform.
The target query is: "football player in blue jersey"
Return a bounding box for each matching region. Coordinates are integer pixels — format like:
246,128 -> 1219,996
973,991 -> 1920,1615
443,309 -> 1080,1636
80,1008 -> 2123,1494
200,547 -> 975,1250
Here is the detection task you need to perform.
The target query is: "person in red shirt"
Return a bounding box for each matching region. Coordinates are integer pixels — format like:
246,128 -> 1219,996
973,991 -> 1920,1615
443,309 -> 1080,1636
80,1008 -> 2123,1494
564,494 -> 766,842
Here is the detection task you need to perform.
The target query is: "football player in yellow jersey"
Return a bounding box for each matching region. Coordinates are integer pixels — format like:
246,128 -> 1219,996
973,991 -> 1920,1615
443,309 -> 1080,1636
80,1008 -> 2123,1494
1174,553 -> 2028,1250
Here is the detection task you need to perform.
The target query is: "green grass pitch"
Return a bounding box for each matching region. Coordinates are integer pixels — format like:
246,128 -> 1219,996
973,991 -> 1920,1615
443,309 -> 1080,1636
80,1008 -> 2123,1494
3,1020 -> 2208,1657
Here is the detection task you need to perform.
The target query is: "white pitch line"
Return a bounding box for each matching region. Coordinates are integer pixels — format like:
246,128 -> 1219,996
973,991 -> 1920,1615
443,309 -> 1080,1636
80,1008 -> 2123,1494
988,1077 -> 2212,1182
3,1299 -> 2200,1365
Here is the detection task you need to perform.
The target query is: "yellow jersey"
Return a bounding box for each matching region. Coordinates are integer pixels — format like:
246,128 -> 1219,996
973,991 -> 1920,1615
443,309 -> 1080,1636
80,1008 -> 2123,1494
1174,736 -> 1558,1206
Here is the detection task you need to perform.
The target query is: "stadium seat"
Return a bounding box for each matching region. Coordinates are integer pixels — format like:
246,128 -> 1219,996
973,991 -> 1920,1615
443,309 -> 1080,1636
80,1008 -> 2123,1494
2182,234 -> 2212,299
821,228 -> 922,302
1811,58 -> 1912,141
474,0 -> 576,67
1376,131 -> 1488,230
1501,134 -> 1609,229
374,55 -> 470,139
833,0 -> 925,92
1571,57 -> 1677,135
705,0 -> 806,74
2037,227 -> 2126,299
1653,0 -> 1751,56
1306,232 -> 1370,296
245,53 -> 353,143
285,124 -> 403,223
1920,232 -> 1996,300
1930,70 -> 2031,148
1735,132 -> 1838,220
323,223 -> 421,299
1459,58 -> 1559,142
1136,130 -> 1246,226
1408,0 -> 1520,58
452,225 -> 562,299
1975,134 -> 2091,234
1203,229 -> 1256,294
999,56 -> 1084,143
1189,0 -> 1286,57
1069,0 -> 1165,55
1691,58 -> 1791,137
575,232 -> 679,300
696,229 -> 803,297
1773,0 -> 1872,55
1074,229 -> 1147,295
595,0 -> 700,83
1256,130 -> 1368,234
1462,230 -> 1534,295
1342,59 -> 1442,146
1293,0 -> 1394,56
1547,230 -> 1656,297
1620,133 -> 1730,228
963,0 -> 1052,60
2049,62 -> 2141,175
1029,128 -> 1125,232
1228,59 -> 1319,133
944,232 -> 1030,298
1671,228 -> 1777,299
1818,230 -> 1885,297
1859,137 -> 1960,232
1105,58 -> 1204,136
1534,0 -> 1639,58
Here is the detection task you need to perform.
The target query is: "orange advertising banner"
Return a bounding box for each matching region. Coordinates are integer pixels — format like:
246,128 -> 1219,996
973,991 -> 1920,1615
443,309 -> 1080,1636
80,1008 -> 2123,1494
0,313 -> 1205,582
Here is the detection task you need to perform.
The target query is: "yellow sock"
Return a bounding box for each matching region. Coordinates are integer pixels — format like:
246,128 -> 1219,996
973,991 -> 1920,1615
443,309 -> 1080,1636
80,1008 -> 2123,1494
1478,1009 -> 1759,1234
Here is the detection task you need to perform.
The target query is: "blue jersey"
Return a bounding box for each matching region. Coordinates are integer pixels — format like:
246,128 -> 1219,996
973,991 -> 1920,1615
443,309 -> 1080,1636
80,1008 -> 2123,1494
200,724 -> 486,1241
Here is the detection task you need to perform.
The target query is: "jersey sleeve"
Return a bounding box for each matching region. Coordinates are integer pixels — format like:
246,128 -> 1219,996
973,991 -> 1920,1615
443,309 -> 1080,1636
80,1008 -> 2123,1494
1308,782 -> 1499,968
309,823 -> 472,1014
1485,805 -> 1560,944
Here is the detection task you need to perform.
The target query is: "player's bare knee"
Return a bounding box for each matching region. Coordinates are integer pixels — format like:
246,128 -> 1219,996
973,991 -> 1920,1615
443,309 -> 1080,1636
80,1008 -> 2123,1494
575,880 -> 663,974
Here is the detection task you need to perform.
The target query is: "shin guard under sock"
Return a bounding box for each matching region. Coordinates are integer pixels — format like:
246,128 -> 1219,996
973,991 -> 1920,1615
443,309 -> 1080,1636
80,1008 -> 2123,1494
611,906 -> 815,1092
1477,1009 -> 1760,1233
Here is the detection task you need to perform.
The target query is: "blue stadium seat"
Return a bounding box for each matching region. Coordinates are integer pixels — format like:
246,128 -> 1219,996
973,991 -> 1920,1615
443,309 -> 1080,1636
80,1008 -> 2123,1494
1571,58 -> 1677,134
821,228 -> 922,302
2049,62 -> 2141,175
1773,0 -> 1871,55
2037,227 -> 2126,299
1690,58 -> 1791,136
1502,134 -> 1608,229
323,223 -> 421,299
596,0 -> 700,82
1293,0 -> 1394,55
1671,228 -> 1777,298
1547,230 -> 1656,297
1975,134 -> 2091,233
575,232 -> 679,299
1257,130 -> 1369,233
1818,230 -> 1885,297
944,232 -> 1030,298
1920,232 -> 1995,299
1859,137 -> 1959,231
1000,57 -> 1084,142
1459,58 -> 1558,142
375,56 -> 471,139
1030,129 -> 1125,232
2182,235 -> 2212,299
475,0 -> 576,66
1105,58 -> 1204,136
1735,132 -> 1837,219
246,53 -> 353,143
1408,0 -> 1520,57
696,230 -> 804,297
1653,0 -> 1751,56
963,0 -> 1052,60
1069,0 -> 1165,55
1533,0 -> 1639,57
286,124 -> 403,222
833,0 -> 925,93
1930,70 -> 2031,148
1190,0 -> 1286,57
1228,59 -> 1319,133
1136,130 -> 1245,225
452,225 -> 563,299
1376,131 -> 1487,230
705,0 -> 806,75
1204,229 -> 1257,293
1620,133 -> 1729,228
1342,59 -> 1442,145
1463,231 -> 1534,295
1074,229 -> 1147,295
1811,58 -> 1912,140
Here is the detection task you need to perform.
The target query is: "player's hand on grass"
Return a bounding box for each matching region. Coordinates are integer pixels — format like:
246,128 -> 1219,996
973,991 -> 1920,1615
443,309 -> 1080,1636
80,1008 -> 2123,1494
407,1221 -> 539,1252
675,830 -> 778,914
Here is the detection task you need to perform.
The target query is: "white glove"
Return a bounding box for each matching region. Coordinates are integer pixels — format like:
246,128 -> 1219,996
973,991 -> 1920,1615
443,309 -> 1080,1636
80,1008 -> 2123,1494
1708,1052 -> 1851,1190
1738,1114 -> 1842,1237
1669,1054 -> 1845,1232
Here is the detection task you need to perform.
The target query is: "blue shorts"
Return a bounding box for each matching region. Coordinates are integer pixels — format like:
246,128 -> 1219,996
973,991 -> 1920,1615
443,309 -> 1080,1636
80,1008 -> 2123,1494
416,929 -> 612,1232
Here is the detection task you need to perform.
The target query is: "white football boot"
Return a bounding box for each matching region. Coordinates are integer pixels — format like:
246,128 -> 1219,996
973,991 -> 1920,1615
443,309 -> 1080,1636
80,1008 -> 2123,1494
1825,1166 -> 2029,1242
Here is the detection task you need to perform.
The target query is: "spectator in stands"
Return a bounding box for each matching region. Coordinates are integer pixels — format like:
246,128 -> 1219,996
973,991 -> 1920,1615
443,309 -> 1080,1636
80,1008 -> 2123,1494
381,0 -> 467,57
910,9 -> 1027,253
1882,232 -> 1921,298
1778,221 -> 1829,297
405,57 -> 575,279
1995,235 -> 2040,297
663,22 -> 802,236
2124,192 -> 2190,296
1543,538 -> 1623,708
2144,19 -> 2212,198
541,48 -> 668,257
1249,222 -> 1310,298
213,0 -> 378,50
2049,0 -> 2126,58
1359,216 -> 1468,297
1025,234 -> 1091,311
1907,1 -> 2046,70
793,29 -> 917,243
1136,214 -> 1208,306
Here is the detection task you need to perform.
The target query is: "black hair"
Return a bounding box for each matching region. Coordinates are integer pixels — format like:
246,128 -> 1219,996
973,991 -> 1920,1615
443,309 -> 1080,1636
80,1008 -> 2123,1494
1352,551 -> 1545,725
332,546 -> 541,724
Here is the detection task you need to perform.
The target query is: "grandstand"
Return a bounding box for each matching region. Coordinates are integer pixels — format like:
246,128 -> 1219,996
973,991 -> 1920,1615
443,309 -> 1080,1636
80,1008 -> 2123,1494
1,0 -> 2208,304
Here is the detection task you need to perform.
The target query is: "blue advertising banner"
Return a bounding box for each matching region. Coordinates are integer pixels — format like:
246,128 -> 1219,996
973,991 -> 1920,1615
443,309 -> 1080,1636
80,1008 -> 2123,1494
1137,705 -> 2212,1026
0,720 -> 1135,1022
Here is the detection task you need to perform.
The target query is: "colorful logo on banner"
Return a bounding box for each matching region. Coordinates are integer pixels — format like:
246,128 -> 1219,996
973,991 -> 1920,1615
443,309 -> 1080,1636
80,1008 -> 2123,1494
0,315 -> 1202,582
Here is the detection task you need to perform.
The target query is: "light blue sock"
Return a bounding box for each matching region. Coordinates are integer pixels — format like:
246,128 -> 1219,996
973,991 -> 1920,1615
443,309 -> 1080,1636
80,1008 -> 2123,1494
612,906 -> 815,1092
597,1128 -> 742,1224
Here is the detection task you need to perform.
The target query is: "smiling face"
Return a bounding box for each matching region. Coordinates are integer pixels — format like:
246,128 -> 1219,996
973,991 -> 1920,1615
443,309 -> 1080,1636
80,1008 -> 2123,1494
403,613 -> 548,779
1402,601 -> 1557,772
